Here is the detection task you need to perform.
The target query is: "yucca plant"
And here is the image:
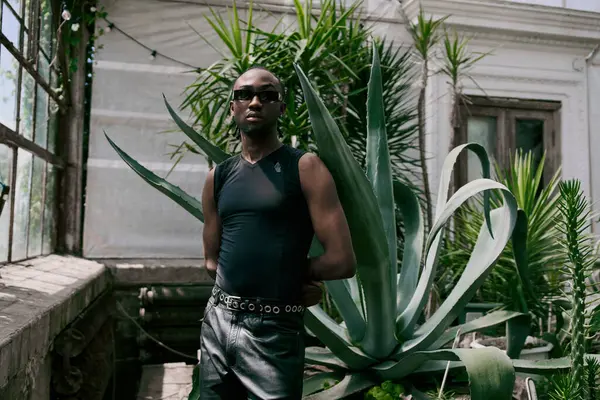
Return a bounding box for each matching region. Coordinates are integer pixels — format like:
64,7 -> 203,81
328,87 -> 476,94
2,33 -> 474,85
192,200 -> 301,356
104,46 -> 587,398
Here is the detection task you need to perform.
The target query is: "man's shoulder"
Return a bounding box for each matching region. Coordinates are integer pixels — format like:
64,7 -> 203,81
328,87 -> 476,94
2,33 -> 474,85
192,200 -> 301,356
298,151 -> 324,173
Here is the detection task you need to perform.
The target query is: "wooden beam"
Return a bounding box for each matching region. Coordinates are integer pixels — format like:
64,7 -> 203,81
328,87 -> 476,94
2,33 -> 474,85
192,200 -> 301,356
0,124 -> 66,168
0,32 -> 68,111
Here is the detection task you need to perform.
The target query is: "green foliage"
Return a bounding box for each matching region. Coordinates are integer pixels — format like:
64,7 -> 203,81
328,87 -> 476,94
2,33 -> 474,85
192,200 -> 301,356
174,0 -> 418,188
546,373 -> 585,400
441,150 -> 563,328
557,179 -> 598,393
365,380 -> 405,400
587,356 -> 600,400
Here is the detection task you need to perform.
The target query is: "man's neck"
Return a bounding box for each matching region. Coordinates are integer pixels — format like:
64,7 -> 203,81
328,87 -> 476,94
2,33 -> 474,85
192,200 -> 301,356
240,131 -> 282,164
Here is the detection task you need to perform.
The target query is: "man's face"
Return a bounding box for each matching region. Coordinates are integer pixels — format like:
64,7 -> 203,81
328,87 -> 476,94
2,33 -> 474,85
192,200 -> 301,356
230,69 -> 285,137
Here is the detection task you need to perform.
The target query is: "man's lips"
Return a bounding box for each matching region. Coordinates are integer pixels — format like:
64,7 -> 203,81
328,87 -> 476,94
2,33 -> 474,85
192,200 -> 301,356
246,115 -> 262,121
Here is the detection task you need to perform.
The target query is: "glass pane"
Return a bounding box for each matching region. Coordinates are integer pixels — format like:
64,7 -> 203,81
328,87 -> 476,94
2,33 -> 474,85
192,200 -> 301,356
8,0 -> 22,16
0,46 -> 19,131
39,0 -> 53,56
19,70 -> 35,139
467,116 -> 497,181
42,164 -> 56,254
516,119 -> 544,173
0,145 -> 13,262
12,149 -> 32,261
34,85 -> 48,147
27,156 -> 44,257
1,4 -> 21,48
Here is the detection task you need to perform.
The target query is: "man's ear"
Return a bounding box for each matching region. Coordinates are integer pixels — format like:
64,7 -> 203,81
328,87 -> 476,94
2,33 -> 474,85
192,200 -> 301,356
230,101 -> 234,115
280,103 -> 287,116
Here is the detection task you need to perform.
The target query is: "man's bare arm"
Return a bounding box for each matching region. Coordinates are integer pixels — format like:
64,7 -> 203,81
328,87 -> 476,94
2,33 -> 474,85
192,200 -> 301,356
300,153 -> 356,281
202,168 -> 221,281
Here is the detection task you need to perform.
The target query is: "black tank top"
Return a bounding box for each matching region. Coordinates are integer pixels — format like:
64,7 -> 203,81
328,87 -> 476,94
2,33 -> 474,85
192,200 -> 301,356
213,144 -> 314,302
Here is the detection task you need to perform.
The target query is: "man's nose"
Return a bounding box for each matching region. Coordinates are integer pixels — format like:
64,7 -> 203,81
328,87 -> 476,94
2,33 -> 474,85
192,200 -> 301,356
248,95 -> 263,108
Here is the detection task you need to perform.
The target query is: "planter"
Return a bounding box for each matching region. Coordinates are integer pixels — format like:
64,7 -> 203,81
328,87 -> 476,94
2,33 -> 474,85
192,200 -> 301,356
457,302 -> 503,325
470,336 -> 553,360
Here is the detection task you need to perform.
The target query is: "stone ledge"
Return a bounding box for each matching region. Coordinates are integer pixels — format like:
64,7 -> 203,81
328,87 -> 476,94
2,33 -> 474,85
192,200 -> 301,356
97,258 -> 214,286
0,255 -> 109,392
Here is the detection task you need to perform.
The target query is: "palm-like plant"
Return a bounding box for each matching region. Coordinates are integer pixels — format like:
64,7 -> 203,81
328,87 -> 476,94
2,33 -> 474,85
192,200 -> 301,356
104,46 -> 586,398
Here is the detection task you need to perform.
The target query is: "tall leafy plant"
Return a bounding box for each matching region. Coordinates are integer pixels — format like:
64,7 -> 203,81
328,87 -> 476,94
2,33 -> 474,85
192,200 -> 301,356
179,0 -> 370,156
407,8 -> 447,232
557,180 -> 598,394
172,0 -> 420,190
104,45 -> 590,399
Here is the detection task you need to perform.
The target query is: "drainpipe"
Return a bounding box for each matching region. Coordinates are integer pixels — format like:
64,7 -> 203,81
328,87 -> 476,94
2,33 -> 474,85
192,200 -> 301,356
585,44 -> 600,233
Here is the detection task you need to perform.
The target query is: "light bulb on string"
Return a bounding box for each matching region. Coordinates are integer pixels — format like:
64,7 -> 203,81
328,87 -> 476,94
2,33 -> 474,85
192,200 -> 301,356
149,50 -> 157,61
105,22 -> 114,33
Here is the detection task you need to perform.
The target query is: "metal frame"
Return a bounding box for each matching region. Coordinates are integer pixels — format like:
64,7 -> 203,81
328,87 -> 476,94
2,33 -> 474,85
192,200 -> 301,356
0,0 -> 85,263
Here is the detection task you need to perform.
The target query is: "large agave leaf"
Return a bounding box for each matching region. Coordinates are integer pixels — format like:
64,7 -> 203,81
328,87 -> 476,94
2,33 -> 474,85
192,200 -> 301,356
426,310 -> 529,354
365,44 -> 397,302
309,237 -> 366,342
304,306 -> 376,369
512,357 -> 571,374
396,144 -> 494,337
398,180 -> 518,350
163,95 -> 230,164
105,133 -> 204,222
394,180 -> 424,313
294,60 -> 395,358
373,348 -> 515,400
303,372 -> 377,400
305,346 -> 349,370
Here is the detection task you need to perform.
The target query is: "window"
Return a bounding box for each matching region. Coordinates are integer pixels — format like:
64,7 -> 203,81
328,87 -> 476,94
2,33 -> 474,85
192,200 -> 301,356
0,0 -> 62,263
456,96 -> 561,188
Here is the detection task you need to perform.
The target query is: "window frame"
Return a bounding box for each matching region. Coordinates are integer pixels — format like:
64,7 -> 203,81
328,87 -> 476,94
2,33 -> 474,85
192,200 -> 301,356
0,0 -> 67,263
455,96 -> 562,188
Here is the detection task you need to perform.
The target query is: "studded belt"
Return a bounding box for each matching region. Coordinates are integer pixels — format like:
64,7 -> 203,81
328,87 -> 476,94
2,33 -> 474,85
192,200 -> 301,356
211,286 -> 306,315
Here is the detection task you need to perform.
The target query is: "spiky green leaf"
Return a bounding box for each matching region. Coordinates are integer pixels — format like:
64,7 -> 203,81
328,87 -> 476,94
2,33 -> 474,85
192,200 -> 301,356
394,179 -> 424,313
304,306 -> 376,369
365,44 -> 397,293
163,95 -> 231,164
427,310 -> 530,355
396,144 -> 494,337
105,132 -> 204,222
374,348 -> 515,400
294,62 -> 395,358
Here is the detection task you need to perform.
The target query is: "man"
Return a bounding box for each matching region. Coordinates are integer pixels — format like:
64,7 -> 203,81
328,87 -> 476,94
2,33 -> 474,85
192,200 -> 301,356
199,66 -> 356,399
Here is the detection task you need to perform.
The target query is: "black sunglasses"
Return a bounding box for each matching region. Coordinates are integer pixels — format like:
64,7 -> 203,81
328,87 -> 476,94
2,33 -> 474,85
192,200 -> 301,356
233,89 -> 281,103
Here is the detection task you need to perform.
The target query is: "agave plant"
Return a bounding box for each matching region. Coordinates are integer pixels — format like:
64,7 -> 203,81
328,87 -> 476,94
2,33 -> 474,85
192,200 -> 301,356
105,45 -> 587,398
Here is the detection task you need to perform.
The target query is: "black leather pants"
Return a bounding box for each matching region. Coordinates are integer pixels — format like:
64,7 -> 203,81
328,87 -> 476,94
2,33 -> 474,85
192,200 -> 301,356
199,294 -> 305,399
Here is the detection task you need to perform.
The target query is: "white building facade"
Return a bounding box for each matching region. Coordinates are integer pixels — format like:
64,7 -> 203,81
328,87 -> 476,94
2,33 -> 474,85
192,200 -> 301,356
84,0 -> 600,259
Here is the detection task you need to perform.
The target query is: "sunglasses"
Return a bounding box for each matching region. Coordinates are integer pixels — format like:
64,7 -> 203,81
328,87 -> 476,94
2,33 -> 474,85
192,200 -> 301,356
233,89 -> 281,103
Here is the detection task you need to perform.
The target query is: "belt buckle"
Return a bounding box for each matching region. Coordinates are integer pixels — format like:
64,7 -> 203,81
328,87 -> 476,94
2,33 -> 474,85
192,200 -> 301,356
226,295 -> 242,310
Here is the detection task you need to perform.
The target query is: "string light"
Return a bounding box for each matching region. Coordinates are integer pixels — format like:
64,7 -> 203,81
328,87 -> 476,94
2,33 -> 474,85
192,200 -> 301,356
100,18 -> 199,71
